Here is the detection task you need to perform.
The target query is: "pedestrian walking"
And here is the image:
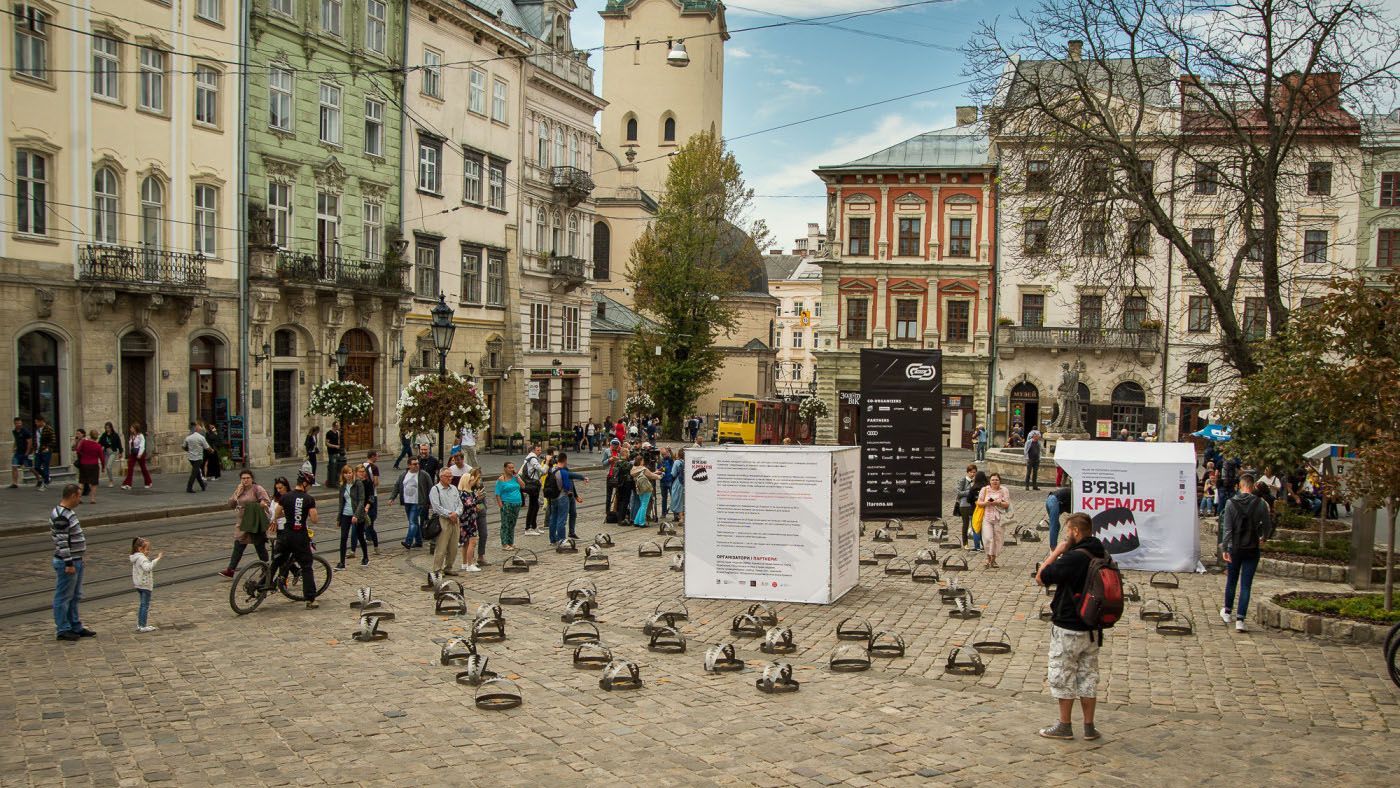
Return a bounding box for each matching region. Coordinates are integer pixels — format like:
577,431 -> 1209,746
520,444 -> 545,536
543,453 -> 578,544
456,468 -> 482,573
955,464 -> 976,546
1034,513 -> 1107,741
669,448 -> 686,526
614,419 -> 626,444
324,422 -> 344,488
335,465 -> 370,569
50,483 -> 92,641
33,415 -> 56,491
977,473 -> 1010,569
1024,432 -> 1043,490
304,427 -> 321,480
494,461 -> 522,551
967,471 -> 988,550
415,443 -> 441,480
121,423 -> 152,489
585,420 -> 597,452
272,472 -> 321,608
393,430 -> 412,469
427,469 -> 464,575
202,424 -> 222,480
389,457 -> 430,548
10,416 -> 33,488
974,424 -> 988,461
219,470 -> 272,578
74,429 -> 104,504
182,423 -> 210,493
630,455 -> 661,527
129,537 -> 162,633
659,447 -> 675,515
459,426 -> 479,469
361,451 -> 382,554
1219,473 -> 1272,633
99,422 -> 122,488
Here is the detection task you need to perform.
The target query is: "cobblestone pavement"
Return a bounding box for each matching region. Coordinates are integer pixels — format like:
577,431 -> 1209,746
2,453 -> 1397,786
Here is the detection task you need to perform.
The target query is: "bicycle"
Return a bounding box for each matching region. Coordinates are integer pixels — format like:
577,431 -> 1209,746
229,540 -> 333,615
1386,620 -> 1400,689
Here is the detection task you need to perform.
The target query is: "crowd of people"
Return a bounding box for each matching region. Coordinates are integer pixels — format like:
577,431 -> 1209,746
10,417 -> 228,497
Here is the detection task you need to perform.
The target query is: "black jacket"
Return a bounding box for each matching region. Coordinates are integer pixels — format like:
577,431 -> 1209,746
1220,492 -> 1272,554
1041,535 -> 1108,632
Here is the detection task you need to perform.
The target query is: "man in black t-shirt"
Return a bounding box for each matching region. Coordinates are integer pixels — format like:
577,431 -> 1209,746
1035,513 -> 1107,741
275,472 -> 321,607
324,423 -> 343,488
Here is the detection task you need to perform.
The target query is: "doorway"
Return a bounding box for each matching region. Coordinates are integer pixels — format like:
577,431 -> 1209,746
17,330 -> 60,441
120,332 -> 154,432
1010,381 -> 1039,435
273,370 -> 295,457
1179,396 -> 1210,449
340,329 -> 377,452
560,376 -> 575,431
838,391 -> 861,446
531,378 -> 550,433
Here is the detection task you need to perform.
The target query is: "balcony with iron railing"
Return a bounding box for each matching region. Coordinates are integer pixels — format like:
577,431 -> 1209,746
275,250 -> 409,294
549,255 -> 588,291
998,325 -> 1160,353
551,166 -> 595,206
78,244 -> 208,291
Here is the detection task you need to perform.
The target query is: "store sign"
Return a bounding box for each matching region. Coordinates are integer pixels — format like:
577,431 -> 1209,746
526,381 -> 541,400
859,349 -> 942,518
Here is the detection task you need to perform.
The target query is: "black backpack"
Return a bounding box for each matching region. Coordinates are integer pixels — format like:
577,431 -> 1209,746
543,468 -> 563,501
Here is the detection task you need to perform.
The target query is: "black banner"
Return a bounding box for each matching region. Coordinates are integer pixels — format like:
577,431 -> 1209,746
859,349 -> 942,518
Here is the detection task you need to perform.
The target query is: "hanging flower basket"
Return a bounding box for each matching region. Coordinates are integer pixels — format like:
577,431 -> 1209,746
799,396 -> 829,421
307,380 -> 373,421
396,373 -> 491,437
624,393 -> 655,416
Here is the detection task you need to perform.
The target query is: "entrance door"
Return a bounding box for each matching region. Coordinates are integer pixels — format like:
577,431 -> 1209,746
560,376 -> 575,431
340,329 -> 377,452
531,378 -> 550,432
120,332 -> 154,432
17,330 -> 60,440
1179,396 -> 1210,449
838,394 -> 860,446
1010,382 -> 1039,435
273,370 -> 295,457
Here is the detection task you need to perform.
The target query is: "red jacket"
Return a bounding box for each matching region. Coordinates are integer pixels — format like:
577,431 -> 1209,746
614,422 -> 626,442
76,438 -> 104,466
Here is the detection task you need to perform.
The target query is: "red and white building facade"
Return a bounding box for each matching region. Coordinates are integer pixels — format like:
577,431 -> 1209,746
811,109 -> 995,448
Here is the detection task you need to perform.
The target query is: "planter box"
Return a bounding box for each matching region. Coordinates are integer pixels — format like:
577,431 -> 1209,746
1253,596 -> 1394,644
1257,556 -> 1348,583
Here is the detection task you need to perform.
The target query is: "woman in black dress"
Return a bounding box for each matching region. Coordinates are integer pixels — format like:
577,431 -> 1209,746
304,426 -> 320,480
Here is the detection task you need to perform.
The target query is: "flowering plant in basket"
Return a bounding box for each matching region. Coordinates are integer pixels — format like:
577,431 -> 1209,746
798,396 -> 829,421
307,380 -> 374,422
624,393 -> 655,416
396,372 -> 491,437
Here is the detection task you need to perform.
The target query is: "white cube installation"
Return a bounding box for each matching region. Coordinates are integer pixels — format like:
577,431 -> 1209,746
684,445 -> 861,604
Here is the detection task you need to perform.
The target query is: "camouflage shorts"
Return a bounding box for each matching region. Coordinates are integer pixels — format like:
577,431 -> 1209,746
1047,625 -> 1100,699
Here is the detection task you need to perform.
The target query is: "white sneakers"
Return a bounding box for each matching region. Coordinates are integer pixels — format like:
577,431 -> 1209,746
1235,619 -> 1247,633
463,564 -> 481,573
136,625 -> 157,633
1219,607 -> 1233,624
524,529 -> 542,536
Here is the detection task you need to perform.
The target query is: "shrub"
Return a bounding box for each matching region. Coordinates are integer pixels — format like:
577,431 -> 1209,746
1277,593 -> 1400,624
1264,538 -> 1351,561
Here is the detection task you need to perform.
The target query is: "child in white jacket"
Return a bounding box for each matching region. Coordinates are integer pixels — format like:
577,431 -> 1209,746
129,538 -> 162,633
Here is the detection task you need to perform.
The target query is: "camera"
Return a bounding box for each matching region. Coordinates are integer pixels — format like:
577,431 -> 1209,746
640,445 -> 660,465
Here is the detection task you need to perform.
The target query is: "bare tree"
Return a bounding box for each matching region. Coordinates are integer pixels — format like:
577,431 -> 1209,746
965,0 -> 1399,377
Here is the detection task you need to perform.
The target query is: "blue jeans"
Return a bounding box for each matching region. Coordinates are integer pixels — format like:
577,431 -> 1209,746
1223,551 -> 1260,620
567,496 -> 578,539
1045,493 -> 1062,548
976,441 -> 987,461
547,497 -> 569,543
35,450 -> 52,485
634,492 -> 653,525
628,492 -> 641,523
402,504 -> 423,546
52,557 -> 83,634
136,589 -> 151,628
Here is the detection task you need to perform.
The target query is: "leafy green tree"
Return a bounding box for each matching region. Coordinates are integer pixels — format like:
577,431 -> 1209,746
1220,336 -> 1346,473
626,131 -> 771,438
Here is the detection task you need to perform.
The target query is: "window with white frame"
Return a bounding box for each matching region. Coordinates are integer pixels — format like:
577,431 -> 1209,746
362,200 -> 382,261
551,211 -> 562,253
15,148 -> 47,233
92,36 -> 120,100
792,363 -> 803,381
194,65 -> 219,126
569,134 -> 579,167
562,305 -> 580,351
270,0 -> 293,15
530,303 -> 550,350
461,68 -> 485,114
140,175 -> 163,248
488,161 -> 505,210
463,155 -> 482,203
321,0 -> 342,35
1303,229 -> 1328,263
196,0 -> 221,23
491,78 -> 508,122
553,126 -> 565,168
93,167 -> 119,244
364,97 -> 384,156
415,240 -> 439,298
791,329 -> 803,348
318,83 -> 341,144
537,121 -> 549,165
268,67 -> 293,131
567,214 -> 579,255
418,138 -> 441,193
461,245 -> 482,303
422,49 -> 442,98
365,0 -> 386,54
194,184 -> 218,255
535,207 -> 548,252
267,181 -> 291,248
486,254 -> 504,305
139,47 -> 166,113
13,3 -> 49,79
813,301 -> 821,317
316,191 -> 339,259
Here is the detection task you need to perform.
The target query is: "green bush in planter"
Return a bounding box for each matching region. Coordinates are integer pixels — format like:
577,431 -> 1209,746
1277,593 -> 1400,624
1264,538 -> 1351,561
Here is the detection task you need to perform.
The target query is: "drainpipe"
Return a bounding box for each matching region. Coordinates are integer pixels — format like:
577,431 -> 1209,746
237,0 -> 250,468
986,168 -> 999,444
1161,148 -> 1177,437
396,2 -> 410,435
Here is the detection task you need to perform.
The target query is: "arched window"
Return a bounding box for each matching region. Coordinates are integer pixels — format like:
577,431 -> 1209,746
1010,381 -> 1039,433
536,207 -> 548,252
625,116 -> 638,142
592,220 -> 611,280
551,211 -> 562,254
273,328 -> 297,357
93,167 -> 119,244
553,126 -> 565,168
663,115 -> 676,143
567,214 -> 579,255
140,175 -> 164,249
537,120 -> 549,165
1111,381 -> 1146,436
569,134 -> 579,167
553,14 -> 567,50
17,330 -> 61,438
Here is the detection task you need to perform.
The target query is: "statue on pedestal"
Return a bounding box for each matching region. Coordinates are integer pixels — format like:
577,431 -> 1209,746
1047,360 -> 1087,435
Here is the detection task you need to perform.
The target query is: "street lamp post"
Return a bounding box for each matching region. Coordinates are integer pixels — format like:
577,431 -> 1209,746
430,293 -> 457,464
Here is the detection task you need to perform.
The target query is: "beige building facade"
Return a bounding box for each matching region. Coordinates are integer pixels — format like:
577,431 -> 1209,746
3,0 -> 243,472
766,253 -> 823,398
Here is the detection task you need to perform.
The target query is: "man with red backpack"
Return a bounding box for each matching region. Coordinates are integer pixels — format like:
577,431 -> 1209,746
1035,512 -> 1118,741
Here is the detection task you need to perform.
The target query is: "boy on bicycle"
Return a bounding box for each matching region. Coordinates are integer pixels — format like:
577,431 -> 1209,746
272,471 -> 321,609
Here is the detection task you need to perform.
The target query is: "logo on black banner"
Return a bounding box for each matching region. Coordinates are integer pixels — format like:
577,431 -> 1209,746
904,363 -> 937,381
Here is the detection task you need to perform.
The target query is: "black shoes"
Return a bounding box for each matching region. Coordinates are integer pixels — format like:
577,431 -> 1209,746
56,632 -> 80,641
77,628 -> 97,637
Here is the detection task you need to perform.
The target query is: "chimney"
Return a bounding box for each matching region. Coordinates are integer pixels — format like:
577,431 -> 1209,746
956,106 -> 978,126
1068,40 -> 1083,61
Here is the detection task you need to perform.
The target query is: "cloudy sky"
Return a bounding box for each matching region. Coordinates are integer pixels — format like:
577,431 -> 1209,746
570,0 -> 1018,248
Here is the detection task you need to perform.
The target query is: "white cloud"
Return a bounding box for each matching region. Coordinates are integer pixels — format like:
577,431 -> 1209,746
729,46 -> 753,59
781,79 -> 822,95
